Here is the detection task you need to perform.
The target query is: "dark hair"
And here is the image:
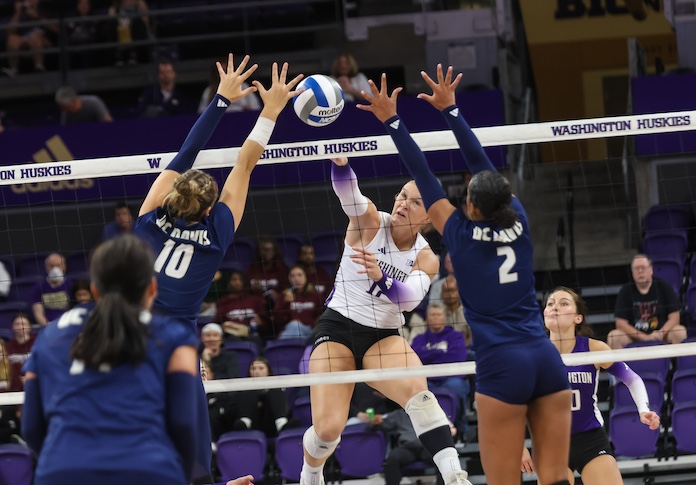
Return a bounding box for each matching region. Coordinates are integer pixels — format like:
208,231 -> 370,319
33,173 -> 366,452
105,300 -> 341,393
248,356 -> 273,377
548,286 -> 594,337
289,264 -> 315,293
113,201 -> 131,213
468,171 -> 517,229
254,235 -> 285,264
70,235 -> 154,368
72,279 -> 92,301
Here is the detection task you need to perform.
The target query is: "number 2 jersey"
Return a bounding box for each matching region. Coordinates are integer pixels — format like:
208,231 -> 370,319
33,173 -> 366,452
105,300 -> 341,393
441,197 -> 547,353
567,336 -> 603,435
326,211 -> 429,329
135,205 -> 235,327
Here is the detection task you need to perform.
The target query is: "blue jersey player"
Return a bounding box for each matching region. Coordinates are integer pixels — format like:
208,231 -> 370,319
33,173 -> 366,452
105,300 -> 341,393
520,287 -> 660,484
21,235 -> 200,485
358,66 -> 572,485
134,55 -> 304,481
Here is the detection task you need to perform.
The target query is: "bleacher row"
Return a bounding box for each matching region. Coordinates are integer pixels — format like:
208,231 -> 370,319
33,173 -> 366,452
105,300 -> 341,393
0,230 -> 345,332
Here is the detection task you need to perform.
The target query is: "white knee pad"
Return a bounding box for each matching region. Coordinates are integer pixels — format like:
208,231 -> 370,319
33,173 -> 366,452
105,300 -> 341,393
405,390 -> 450,436
303,426 -> 341,460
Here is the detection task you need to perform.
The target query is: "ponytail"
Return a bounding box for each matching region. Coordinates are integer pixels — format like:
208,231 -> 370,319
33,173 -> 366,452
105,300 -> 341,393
491,205 -> 518,229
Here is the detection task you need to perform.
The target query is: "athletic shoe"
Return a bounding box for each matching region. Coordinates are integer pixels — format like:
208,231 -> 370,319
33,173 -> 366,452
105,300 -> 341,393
446,470 -> 473,485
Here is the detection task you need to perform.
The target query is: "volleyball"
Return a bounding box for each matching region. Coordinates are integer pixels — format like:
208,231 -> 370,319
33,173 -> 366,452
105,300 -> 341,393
293,74 -> 344,127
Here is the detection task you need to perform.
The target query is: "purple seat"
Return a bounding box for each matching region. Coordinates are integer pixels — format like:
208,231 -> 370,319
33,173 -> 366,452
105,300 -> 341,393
216,430 -> 267,482
643,230 -> 688,260
609,406 -> 660,457
66,250 -> 91,275
0,301 -> 29,329
275,426 -> 308,482
651,257 -> 684,295
643,204 -> 693,232
275,234 -> 305,267
291,396 -> 312,427
0,443 -> 34,485
311,231 -> 344,261
672,401 -> 696,453
623,342 -> 671,380
431,387 -> 459,424
222,341 -> 258,377
334,423 -> 387,478
299,344 -> 312,374
16,251 -> 53,278
264,339 -> 307,375
7,276 -> 42,305
677,337 -> 696,369
613,374 -> 664,410
672,368 -> 696,403
222,238 -> 255,270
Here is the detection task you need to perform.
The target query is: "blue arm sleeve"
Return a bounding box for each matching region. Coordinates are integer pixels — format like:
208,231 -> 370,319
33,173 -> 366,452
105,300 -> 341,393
383,116 -> 447,210
21,378 -> 47,455
441,105 -> 495,174
167,94 -> 231,174
166,372 -> 197,480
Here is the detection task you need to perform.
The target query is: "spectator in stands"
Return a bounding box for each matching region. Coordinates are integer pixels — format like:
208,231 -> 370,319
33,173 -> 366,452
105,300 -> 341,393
346,382 -> 398,426
198,59 -> 261,114
30,252 -> 74,326
72,279 -> 93,305
55,86 -> 113,125
201,357 -> 237,441
3,0 -> 57,76
408,275 -> 470,346
199,323 -> 239,379
0,340 -> 21,443
373,407 -> 456,485
273,265 -> 324,339
102,201 -> 134,240
233,357 -> 299,438
245,235 -> 288,307
329,53 -> 372,103
296,243 -> 333,299
108,0 -> 150,65
215,270 -> 268,341
6,313 -> 34,391
0,260 -> 12,303
609,253 -> 687,349
67,0 -> 103,69
411,301 -> 469,429
200,269 -> 229,317
137,58 -> 191,118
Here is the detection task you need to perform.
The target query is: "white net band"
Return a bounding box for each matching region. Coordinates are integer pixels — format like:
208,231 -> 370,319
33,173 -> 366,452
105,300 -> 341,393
1,110 -> 694,185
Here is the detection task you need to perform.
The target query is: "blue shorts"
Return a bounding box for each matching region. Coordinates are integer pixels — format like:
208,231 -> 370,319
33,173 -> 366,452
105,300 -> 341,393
475,338 -> 569,404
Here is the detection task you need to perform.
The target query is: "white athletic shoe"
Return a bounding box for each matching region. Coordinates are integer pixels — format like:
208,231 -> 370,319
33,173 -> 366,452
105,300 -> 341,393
446,470 -> 473,485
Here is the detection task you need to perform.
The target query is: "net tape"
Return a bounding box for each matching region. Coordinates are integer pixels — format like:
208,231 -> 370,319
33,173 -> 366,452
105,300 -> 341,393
2,342 -> 695,405
0,110 -> 693,186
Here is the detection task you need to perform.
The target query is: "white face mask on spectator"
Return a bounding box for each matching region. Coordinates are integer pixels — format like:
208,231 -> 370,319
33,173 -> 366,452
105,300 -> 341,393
48,266 -> 64,284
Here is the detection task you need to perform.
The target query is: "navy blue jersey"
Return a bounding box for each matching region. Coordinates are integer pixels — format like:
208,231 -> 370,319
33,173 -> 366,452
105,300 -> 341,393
23,305 -> 199,484
135,204 -> 235,327
441,197 -> 546,353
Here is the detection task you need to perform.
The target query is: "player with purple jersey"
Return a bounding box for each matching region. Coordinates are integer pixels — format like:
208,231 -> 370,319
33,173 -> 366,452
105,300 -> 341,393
521,287 -> 660,484
359,65 -> 572,485
134,55 -> 304,482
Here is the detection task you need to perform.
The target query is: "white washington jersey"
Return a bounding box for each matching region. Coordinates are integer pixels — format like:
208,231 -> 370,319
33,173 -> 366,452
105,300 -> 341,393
327,212 -> 430,329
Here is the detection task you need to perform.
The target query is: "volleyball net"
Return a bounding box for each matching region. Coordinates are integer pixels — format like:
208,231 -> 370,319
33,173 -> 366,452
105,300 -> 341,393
0,108 -> 696,410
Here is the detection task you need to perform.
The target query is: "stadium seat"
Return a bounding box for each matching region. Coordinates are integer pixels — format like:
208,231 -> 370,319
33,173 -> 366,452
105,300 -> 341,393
651,256 -> 684,295
221,238 -> 255,270
264,338 -> 307,375
623,342 -> 671,380
672,401 -> 696,453
642,204 -> 693,233
275,426 -> 309,482
613,373 -> 665,410
643,230 -> 688,261
7,276 -> 42,305
275,234 -> 305,267
16,251 -> 53,277
66,250 -> 91,275
311,231 -> 345,262
291,396 -> 312,428
334,423 -> 387,478
0,443 -> 34,485
677,337 -> 696,370
609,406 -> 660,457
0,301 -> 29,329
672,368 -> 696,403
216,430 -> 267,482
222,340 -> 258,377
431,387 -> 459,424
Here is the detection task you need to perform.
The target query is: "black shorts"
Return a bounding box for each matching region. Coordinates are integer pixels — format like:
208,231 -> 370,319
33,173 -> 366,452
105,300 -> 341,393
312,308 -> 400,369
569,427 -> 614,473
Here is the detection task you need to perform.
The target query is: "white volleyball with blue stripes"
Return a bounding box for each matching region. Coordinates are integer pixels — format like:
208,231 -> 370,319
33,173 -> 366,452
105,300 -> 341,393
293,74 -> 344,127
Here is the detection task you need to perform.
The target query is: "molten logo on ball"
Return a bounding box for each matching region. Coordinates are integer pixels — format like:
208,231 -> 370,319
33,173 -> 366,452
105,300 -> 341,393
293,74 -> 345,127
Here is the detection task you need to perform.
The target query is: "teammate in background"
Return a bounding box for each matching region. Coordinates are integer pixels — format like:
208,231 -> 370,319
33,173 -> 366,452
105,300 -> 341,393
521,287 -> 660,484
359,65 -> 571,485
134,54 -> 303,482
22,235 -> 200,485
300,156 -> 472,485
